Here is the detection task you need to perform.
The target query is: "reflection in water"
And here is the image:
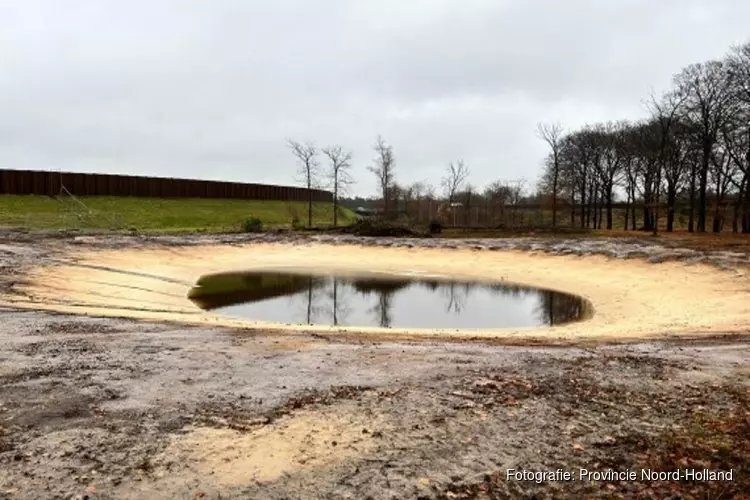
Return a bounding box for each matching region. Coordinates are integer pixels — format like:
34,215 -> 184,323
188,271 -> 592,329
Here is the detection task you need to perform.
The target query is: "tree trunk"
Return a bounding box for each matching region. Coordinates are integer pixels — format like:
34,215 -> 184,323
308,187 -> 313,228
383,186 -> 389,220
642,170 -> 654,232
666,188 -> 676,233
592,186 -> 598,230
653,167 -> 661,236
713,194 -> 723,234
697,144 -> 710,232
579,178 -> 587,229
688,163 -> 697,233
552,165 -> 559,228
605,185 -> 613,230
624,190 -> 630,231
332,179 -> 339,227
732,194 -> 741,233
586,182 -> 594,229
712,212 -> 723,233
570,189 -> 576,227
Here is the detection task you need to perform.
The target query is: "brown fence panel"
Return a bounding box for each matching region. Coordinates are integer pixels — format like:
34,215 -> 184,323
0,169 -> 333,203
85,174 -> 97,195
71,174 -> 86,195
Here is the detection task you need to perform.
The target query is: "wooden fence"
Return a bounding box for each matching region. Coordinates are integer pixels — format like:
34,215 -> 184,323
0,169 -> 332,202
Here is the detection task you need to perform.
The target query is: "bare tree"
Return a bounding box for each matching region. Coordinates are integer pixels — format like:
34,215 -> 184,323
537,122 -> 564,226
722,120 -> 750,232
288,140 -> 319,227
589,122 -> 626,230
407,181 -> 426,222
647,90 -> 687,234
322,145 -> 354,227
484,181 -> 511,226
368,136 -> 396,218
674,61 -> 736,232
708,145 -> 735,232
423,182 -> 438,222
507,179 -> 527,228
727,42 -> 750,106
462,185 -> 475,226
726,42 -> 750,232
442,159 -> 470,205
663,120 -> 693,232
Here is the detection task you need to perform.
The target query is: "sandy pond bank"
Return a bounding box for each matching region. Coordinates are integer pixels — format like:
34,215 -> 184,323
2,234 -> 749,342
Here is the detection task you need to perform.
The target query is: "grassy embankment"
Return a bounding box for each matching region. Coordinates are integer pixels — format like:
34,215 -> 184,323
0,195 -> 356,233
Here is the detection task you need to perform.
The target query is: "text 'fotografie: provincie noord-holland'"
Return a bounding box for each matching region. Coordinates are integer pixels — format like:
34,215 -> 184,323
506,469 -> 735,483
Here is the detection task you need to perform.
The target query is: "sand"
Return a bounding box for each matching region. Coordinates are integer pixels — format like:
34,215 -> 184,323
161,409 -> 387,487
3,242 -> 750,342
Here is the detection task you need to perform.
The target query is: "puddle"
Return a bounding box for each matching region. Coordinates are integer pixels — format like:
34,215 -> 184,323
188,271 -> 592,329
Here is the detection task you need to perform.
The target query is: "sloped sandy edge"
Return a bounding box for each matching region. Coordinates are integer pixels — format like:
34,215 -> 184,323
3,242 -> 750,343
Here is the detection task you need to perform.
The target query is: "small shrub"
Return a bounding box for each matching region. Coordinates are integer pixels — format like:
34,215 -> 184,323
242,217 -> 263,232
287,203 -> 302,227
429,220 -> 443,234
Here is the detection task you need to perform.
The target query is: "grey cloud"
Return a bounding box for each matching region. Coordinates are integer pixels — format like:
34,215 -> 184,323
1,0 -> 749,195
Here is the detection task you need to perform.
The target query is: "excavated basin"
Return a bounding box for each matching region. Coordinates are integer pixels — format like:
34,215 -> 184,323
188,271 -> 593,329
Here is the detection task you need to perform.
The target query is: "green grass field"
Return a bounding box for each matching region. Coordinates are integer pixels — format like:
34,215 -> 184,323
0,195 -> 356,232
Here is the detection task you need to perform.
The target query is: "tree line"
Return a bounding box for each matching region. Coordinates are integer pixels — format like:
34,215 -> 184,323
289,133 -> 531,229
539,41 -> 750,234
290,41 -> 749,233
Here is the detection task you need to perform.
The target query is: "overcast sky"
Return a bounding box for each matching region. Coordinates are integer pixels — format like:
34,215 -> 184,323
2,0 -> 749,197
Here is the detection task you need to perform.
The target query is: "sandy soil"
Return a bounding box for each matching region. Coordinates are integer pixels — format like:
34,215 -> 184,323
1,310 -> 748,499
0,232 -> 748,499
3,235 -> 750,342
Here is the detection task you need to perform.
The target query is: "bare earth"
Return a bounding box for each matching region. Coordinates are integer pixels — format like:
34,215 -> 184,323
0,232 -> 748,499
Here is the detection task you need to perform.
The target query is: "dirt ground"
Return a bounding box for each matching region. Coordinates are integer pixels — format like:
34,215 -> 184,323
0,232 -> 749,499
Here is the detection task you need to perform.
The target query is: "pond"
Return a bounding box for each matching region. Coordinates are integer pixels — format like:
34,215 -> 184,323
188,271 -> 592,329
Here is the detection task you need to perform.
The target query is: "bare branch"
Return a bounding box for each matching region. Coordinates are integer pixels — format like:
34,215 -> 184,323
287,139 -> 319,227
442,159 -> 470,204
322,145 -> 354,226
536,122 -> 564,150
368,135 -> 396,217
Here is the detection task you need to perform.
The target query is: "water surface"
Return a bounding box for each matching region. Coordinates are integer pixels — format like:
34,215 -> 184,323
188,271 -> 592,329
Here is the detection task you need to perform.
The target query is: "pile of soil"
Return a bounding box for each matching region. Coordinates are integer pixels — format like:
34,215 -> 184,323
334,219 -> 430,238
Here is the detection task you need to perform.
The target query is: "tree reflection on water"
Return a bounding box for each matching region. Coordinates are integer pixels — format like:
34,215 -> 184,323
188,271 -> 591,328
